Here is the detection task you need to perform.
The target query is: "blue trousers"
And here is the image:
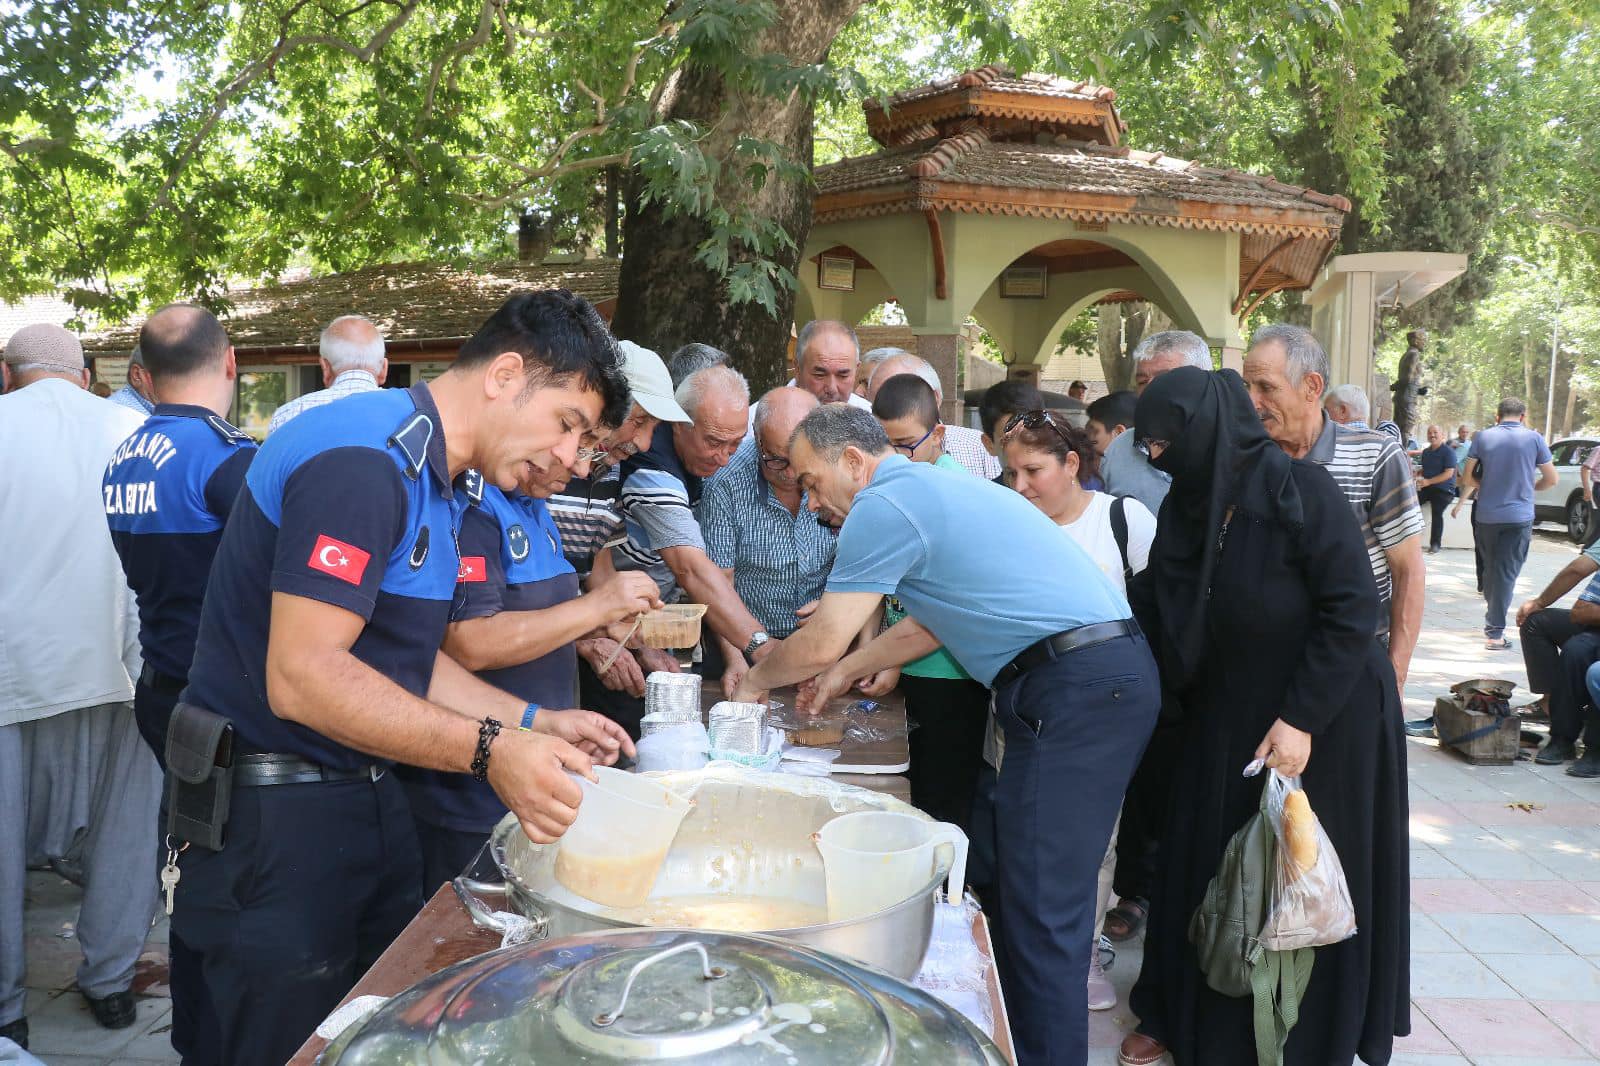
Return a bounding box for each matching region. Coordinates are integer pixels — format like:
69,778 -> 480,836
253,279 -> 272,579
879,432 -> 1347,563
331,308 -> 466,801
171,772 -> 421,1066
414,819 -> 493,899
992,632 -> 1160,1065
1479,521 -> 1532,639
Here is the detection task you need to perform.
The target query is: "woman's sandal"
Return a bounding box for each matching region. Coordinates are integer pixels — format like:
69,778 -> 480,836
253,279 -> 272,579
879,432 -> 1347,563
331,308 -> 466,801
1103,897 -> 1149,942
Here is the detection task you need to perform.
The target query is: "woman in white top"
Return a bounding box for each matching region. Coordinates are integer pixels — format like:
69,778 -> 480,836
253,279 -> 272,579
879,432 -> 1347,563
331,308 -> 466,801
1001,408 -> 1158,1012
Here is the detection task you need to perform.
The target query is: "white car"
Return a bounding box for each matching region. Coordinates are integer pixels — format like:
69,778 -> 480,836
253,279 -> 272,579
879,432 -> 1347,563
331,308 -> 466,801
1532,437 -> 1598,542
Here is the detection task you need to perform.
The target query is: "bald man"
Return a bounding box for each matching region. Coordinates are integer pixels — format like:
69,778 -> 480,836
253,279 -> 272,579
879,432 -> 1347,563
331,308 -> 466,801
700,387 -> 837,638
867,349 -> 1000,479
267,314 -> 387,433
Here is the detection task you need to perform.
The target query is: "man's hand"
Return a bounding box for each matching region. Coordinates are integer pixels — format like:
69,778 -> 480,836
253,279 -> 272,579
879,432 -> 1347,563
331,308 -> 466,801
533,708 -> 636,764
484,730 -> 591,844
794,600 -> 820,628
1516,598 -> 1545,628
592,571 -> 662,624
1451,499 -> 1464,518
729,672 -> 770,705
1255,719 -> 1312,778
856,666 -> 900,698
722,656 -> 751,700
577,638 -> 646,697
797,666 -> 851,715
636,647 -> 682,675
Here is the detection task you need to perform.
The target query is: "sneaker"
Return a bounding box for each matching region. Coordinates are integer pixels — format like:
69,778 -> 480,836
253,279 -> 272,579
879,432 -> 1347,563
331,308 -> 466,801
1404,717 -> 1437,739
83,990 -> 135,1030
1568,754 -> 1600,779
1088,942 -> 1117,1011
1536,738 -> 1578,765
0,1017 -> 27,1050
1098,933 -> 1116,971
1486,638 -> 1514,651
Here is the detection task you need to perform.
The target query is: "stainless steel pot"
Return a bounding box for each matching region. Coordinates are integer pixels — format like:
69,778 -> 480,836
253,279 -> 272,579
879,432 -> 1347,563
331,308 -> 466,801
318,928 -> 1005,1065
461,767 -> 954,980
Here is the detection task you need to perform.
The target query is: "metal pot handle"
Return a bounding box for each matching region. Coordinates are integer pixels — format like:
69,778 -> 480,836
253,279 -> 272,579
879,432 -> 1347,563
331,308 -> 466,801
593,941 -> 728,1027
452,876 -> 550,942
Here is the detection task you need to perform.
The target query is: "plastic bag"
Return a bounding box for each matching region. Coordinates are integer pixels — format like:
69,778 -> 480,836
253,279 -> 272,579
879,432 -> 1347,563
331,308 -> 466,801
635,721 -> 709,773
1259,769 -> 1357,951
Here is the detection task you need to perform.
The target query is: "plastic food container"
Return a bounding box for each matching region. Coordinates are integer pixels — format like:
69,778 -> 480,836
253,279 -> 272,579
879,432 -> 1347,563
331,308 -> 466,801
638,603 -> 708,649
815,810 -> 968,923
554,767 -> 693,908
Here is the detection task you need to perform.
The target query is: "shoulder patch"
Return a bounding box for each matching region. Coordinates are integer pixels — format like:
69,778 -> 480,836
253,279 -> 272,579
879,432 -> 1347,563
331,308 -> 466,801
506,523 -> 530,562
460,468 -> 485,504
388,413 -> 434,480
205,414 -> 255,445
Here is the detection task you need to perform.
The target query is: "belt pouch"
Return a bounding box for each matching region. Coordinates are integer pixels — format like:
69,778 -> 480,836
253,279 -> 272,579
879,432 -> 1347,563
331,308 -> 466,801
164,702 -> 235,851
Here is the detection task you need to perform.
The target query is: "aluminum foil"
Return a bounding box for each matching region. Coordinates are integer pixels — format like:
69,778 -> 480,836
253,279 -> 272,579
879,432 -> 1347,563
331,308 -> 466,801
645,671 -> 702,719
707,701 -> 765,755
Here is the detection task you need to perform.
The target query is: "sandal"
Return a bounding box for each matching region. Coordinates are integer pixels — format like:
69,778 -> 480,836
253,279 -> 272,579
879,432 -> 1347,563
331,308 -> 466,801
1103,897 -> 1149,942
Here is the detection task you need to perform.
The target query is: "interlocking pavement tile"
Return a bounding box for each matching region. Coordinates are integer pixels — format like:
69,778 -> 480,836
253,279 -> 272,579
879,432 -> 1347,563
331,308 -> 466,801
1388,1056 -> 1472,1066
1534,914 -> 1600,955
1411,912 -> 1462,953
1409,952 -> 1517,999
22,989 -> 167,1057
1431,913 -> 1569,954
1086,1006 -> 1135,1046
1433,845 -> 1559,881
1452,801 -> 1600,827
1391,1004 -> 1460,1054
1410,848 -> 1466,880
1480,953 -> 1600,1002
1411,878 -> 1515,914
1483,880 -> 1600,915
1414,997 -> 1590,1057
1543,1000 -> 1600,1057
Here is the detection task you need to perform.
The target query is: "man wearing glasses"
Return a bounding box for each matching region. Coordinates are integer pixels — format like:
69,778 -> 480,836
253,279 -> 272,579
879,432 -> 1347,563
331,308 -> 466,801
700,387 -> 835,641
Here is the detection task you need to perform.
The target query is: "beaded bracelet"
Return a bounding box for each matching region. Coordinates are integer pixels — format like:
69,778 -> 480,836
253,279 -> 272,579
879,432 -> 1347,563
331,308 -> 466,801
471,717 -> 502,782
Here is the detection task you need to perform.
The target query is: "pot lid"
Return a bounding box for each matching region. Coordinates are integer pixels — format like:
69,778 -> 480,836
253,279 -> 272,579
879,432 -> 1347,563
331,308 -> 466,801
319,928 -> 1002,1065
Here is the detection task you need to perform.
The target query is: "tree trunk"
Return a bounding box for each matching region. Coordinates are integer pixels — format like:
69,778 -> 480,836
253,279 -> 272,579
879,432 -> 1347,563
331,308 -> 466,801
1562,365 -> 1578,437
609,0 -> 865,394
1096,302 -> 1172,392
1523,332 -> 1534,406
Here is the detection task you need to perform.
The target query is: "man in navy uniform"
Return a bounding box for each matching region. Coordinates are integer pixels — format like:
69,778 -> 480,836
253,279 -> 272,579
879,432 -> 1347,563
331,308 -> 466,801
102,305 -> 252,1063
170,290 -> 636,1066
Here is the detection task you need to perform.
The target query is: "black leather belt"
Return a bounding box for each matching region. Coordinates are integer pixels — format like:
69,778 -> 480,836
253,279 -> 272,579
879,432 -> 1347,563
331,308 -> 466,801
993,619 -> 1140,689
139,664 -> 186,692
234,753 -> 384,788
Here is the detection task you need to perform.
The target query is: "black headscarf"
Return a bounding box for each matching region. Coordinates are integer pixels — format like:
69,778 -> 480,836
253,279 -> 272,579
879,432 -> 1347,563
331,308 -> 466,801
1134,366 -> 1304,685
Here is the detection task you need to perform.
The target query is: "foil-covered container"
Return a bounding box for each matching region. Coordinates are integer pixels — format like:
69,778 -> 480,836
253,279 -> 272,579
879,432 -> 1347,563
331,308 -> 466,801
707,701 -> 765,755
644,671 -> 701,718
639,711 -> 702,738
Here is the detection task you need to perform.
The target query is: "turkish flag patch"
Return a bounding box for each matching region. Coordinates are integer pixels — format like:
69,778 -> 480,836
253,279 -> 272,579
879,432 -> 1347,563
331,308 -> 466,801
307,534 -> 371,586
457,556 -> 487,583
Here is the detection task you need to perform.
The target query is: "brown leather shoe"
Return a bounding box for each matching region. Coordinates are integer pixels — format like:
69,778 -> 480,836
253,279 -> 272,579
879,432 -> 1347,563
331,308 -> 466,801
1118,1032 -> 1169,1066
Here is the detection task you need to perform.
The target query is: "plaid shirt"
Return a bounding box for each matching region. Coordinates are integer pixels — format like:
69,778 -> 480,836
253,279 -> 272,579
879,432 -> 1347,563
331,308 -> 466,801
108,384 -> 154,416
943,424 -> 1001,480
266,370 -> 381,435
699,440 -> 837,637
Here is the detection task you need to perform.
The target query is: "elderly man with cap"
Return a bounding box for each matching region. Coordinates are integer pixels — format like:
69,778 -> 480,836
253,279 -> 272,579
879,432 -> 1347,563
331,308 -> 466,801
0,325 -> 156,1048
108,345 -> 157,415
865,348 -> 1000,479
266,314 -> 387,434
732,404 -> 1159,1065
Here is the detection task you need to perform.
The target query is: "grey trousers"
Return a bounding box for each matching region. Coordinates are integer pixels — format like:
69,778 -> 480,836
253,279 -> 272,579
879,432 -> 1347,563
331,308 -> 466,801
0,703 -> 162,1024
1479,521 -> 1533,640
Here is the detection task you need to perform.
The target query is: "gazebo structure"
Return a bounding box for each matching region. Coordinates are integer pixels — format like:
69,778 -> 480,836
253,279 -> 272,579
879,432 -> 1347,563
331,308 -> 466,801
799,66 -> 1352,413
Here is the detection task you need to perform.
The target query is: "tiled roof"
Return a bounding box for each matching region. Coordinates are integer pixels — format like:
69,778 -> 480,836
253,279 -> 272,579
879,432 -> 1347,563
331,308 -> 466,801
81,258 -> 621,354
878,65 -> 1117,108
865,64 -> 1124,148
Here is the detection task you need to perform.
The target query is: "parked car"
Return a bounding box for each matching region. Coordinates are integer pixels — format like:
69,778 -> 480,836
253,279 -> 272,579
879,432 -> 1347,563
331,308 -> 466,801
1532,437 -> 1599,541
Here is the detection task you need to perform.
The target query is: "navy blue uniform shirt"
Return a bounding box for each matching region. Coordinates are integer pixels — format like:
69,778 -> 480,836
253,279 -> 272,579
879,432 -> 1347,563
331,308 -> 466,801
103,405 -> 257,680
404,485 -> 581,831
183,382 -> 467,769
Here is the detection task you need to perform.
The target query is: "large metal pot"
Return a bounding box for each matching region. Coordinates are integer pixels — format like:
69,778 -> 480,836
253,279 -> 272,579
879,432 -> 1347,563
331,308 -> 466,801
318,927 -> 1005,1065
462,767 -> 954,979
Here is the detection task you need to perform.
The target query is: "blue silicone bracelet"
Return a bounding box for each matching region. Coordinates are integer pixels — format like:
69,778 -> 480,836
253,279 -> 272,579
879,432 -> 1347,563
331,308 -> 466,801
520,703 -> 539,731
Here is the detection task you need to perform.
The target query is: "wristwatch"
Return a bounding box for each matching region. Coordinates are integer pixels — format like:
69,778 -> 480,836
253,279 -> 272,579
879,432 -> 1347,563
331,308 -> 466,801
744,631 -> 770,658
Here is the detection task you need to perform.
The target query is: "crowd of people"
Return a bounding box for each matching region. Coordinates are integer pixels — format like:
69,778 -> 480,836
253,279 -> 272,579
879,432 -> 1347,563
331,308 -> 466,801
11,290 -> 1541,1066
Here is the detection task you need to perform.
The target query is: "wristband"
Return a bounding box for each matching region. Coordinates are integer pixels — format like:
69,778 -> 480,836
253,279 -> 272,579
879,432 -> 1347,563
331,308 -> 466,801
519,703 -> 540,731
471,717 -> 502,782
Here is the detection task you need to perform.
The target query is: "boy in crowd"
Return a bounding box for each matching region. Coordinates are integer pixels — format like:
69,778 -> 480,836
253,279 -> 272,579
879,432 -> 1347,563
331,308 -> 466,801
1084,390 -> 1138,459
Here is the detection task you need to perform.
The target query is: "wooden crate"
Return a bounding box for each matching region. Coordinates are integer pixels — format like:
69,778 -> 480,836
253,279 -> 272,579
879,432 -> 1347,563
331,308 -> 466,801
1434,695 -> 1519,765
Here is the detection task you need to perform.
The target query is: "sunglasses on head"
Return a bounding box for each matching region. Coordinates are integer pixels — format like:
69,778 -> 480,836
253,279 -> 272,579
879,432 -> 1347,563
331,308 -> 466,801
1003,409 -> 1071,445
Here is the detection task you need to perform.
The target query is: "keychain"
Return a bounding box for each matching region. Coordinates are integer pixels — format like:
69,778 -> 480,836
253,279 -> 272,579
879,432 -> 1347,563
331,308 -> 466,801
161,835 -> 189,916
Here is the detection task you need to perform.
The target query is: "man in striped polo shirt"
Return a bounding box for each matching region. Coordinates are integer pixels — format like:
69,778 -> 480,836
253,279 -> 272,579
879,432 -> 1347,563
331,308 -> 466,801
1244,324 -> 1425,713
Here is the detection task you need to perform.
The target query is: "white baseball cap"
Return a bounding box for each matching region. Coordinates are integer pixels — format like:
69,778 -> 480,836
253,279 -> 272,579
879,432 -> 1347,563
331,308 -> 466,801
617,340 -> 691,424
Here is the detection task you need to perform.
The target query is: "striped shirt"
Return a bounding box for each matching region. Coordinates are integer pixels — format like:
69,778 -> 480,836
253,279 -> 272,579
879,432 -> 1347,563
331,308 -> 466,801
699,439 -> 837,637
614,424 -> 705,601
547,465 -> 624,575
266,369 -> 381,435
1306,415 -> 1424,635
943,424 -> 1002,480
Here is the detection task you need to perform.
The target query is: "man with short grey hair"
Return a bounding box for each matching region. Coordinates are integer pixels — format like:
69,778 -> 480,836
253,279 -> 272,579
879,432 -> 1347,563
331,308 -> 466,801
729,402 -> 1157,1065
1324,382 -> 1372,428
108,345 -> 157,416
1243,322 -> 1426,700
790,319 -> 873,409
866,350 -> 1000,479
666,341 -> 730,388
1100,329 -> 1213,512
857,346 -> 900,397
266,314 -> 388,433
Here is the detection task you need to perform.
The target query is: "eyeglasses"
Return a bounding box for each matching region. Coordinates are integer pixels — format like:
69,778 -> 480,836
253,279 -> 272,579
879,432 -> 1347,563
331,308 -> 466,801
891,425 -> 936,457
576,446 -> 607,464
1133,437 -> 1169,459
1003,409 -> 1071,446
758,449 -> 791,472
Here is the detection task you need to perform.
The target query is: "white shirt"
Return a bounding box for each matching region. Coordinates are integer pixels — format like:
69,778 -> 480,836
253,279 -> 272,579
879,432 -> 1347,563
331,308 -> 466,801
1056,491 -> 1157,595
266,369 -> 382,435
0,379 -> 147,724
749,382 -> 872,429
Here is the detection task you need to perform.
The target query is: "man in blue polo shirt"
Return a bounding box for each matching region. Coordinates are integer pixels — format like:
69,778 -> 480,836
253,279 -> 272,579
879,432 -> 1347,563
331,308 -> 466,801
1464,397 -> 1557,649
170,290 -> 635,1066
732,404 -> 1159,1066
102,305 -> 253,1062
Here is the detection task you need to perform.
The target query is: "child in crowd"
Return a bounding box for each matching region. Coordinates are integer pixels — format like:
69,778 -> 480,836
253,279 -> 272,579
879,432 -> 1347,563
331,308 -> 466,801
1084,389 -> 1138,459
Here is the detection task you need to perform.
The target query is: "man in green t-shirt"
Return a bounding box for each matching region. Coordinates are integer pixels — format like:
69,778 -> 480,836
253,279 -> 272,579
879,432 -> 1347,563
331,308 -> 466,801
871,375 -> 992,831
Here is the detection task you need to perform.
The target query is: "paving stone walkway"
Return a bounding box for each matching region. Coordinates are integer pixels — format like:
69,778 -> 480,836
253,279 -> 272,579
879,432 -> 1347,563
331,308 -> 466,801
13,512 -> 1600,1065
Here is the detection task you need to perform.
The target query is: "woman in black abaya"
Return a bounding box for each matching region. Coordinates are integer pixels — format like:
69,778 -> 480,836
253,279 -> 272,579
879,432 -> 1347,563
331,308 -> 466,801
1118,367 -> 1409,1066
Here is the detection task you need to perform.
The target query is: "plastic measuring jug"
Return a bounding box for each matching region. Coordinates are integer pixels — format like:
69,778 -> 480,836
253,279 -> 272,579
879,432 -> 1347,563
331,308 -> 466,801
814,810 -> 968,922
553,767 -> 693,908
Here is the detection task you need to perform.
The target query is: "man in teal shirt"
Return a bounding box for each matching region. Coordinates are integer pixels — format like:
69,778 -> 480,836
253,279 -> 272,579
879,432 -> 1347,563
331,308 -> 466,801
733,404 -> 1158,1066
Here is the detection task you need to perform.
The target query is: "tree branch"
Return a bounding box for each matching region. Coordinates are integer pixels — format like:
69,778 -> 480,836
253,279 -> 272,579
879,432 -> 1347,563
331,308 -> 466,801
1526,208 -> 1600,237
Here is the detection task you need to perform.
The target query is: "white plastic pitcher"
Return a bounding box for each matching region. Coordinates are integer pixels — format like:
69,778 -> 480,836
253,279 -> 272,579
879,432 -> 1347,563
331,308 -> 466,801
814,810 -> 968,923
553,767 -> 693,908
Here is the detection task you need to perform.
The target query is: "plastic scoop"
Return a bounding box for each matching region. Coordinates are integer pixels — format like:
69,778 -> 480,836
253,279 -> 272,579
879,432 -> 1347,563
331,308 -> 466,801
814,810 -> 968,923
553,766 -> 693,908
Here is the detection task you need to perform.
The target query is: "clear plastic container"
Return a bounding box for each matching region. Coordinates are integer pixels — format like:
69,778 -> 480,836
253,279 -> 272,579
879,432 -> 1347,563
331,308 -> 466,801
638,603 -> 708,648
814,811 -> 968,923
554,767 -> 693,908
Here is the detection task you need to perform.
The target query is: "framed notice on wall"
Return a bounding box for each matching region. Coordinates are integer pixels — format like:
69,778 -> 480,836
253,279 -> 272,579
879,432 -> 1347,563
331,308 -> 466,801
817,254 -> 857,292
1000,265 -> 1048,299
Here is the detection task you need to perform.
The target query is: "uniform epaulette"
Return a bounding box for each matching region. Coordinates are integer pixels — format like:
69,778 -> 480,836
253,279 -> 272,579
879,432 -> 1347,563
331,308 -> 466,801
461,468 -> 485,505
388,412 -> 435,480
205,414 -> 255,446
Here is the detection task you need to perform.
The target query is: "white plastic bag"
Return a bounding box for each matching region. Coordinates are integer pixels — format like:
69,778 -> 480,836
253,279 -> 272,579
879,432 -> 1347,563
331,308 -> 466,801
635,721 -> 709,773
1259,770 -> 1357,950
